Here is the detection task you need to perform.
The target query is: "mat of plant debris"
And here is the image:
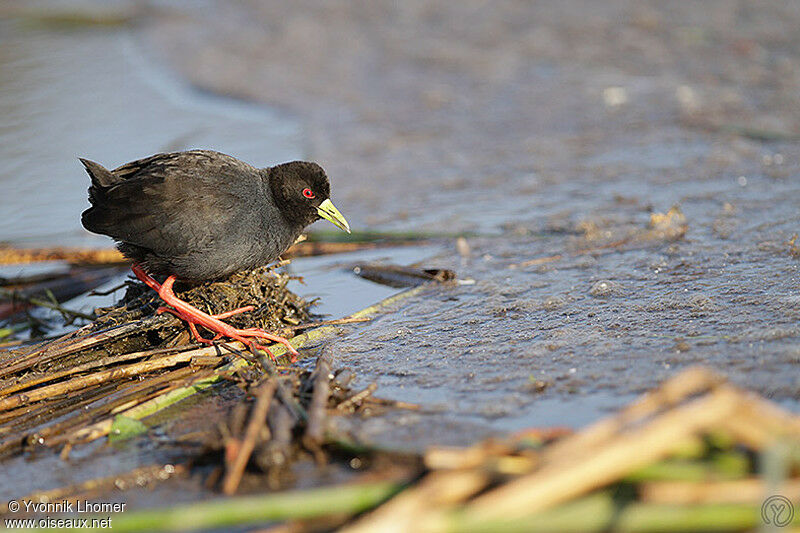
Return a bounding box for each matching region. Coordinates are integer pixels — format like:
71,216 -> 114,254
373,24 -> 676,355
3,366 -> 799,533
0,264 -> 358,459
95,265 -> 312,347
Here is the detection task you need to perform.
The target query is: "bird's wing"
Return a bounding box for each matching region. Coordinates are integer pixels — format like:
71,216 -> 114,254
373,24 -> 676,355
110,150 -> 235,181
83,151 -> 261,256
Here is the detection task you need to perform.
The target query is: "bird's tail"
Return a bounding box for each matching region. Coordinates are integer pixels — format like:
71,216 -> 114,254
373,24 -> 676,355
79,158 -> 118,188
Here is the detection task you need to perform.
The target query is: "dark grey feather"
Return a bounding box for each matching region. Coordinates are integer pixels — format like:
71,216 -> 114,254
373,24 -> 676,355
81,150 -> 330,281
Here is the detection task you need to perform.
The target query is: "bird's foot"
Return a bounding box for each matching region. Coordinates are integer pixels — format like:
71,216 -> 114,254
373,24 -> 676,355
211,305 -> 256,319
132,264 -> 299,362
157,306 -> 290,362
155,304 -> 254,321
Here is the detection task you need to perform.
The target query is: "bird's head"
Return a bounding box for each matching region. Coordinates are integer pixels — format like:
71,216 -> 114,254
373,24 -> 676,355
269,161 -> 350,233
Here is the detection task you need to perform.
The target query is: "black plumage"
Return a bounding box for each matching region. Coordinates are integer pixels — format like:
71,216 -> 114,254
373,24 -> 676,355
81,150 -> 344,281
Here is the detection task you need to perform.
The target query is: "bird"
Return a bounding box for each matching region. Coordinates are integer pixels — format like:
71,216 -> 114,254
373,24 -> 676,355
80,149 -> 351,361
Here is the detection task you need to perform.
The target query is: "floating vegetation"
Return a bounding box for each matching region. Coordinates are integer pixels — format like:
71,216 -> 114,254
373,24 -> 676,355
0,264 -> 328,459
5,367 -> 798,532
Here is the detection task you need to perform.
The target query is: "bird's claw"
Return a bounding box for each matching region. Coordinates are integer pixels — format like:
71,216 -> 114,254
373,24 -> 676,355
133,265 -> 298,363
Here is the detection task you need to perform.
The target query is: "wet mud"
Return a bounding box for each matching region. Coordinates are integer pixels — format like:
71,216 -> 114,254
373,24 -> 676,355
141,1 -> 800,448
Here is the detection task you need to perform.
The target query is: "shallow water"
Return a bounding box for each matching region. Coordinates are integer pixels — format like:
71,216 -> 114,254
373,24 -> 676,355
139,1 -> 800,450
3,1 -> 800,502
7,243 -> 445,337
0,17 -> 300,246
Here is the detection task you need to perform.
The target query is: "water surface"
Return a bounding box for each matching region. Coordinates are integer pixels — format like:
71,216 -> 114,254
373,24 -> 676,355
0,18 -> 300,246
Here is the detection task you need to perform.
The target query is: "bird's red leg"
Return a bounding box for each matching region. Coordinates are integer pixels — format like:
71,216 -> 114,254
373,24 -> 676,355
188,322 -> 212,344
131,264 -> 298,362
132,263 -> 162,292
161,305 -> 268,354
213,306 -> 255,319
132,265 -> 254,319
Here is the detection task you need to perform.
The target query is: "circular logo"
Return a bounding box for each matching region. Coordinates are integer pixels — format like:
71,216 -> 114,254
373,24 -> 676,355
762,495 -> 794,528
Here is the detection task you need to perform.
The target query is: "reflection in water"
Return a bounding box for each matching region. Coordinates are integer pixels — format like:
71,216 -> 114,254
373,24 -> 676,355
0,18 -> 301,246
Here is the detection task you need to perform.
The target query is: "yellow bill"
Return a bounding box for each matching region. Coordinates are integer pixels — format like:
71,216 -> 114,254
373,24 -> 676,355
317,198 -> 351,233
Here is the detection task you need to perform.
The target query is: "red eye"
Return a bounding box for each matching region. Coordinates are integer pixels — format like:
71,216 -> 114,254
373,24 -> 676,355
303,188 -> 315,199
